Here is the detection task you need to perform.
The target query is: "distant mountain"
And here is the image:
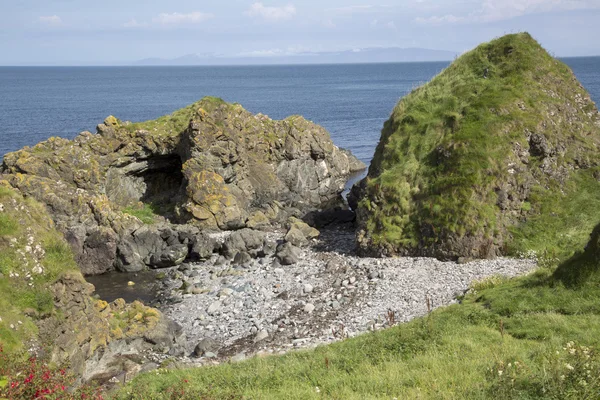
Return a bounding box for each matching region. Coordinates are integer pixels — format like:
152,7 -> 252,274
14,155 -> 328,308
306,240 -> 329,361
134,47 -> 458,66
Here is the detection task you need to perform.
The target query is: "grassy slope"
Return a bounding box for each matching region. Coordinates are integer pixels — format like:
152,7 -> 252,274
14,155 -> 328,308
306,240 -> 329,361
359,33 -> 600,258
114,247 -> 600,399
0,183 -> 79,354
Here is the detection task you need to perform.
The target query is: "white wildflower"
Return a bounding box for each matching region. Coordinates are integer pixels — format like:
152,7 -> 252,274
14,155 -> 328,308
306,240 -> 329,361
566,363 -> 575,371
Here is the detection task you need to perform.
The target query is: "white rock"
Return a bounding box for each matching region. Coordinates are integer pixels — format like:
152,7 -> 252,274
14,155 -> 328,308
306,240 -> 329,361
254,330 -> 269,343
304,303 -> 315,313
207,301 -> 222,315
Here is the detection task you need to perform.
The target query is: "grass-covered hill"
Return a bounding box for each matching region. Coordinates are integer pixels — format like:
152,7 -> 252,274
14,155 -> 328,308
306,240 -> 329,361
352,33 -> 600,260
113,224 -> 600,399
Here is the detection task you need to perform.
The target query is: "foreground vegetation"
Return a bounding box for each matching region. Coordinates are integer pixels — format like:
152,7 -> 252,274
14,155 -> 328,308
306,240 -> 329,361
113,228 -> 600,399
0,183 -> 78,354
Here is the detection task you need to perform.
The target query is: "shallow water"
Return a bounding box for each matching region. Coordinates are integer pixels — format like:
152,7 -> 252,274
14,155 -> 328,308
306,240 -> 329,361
85,269 -> 161,303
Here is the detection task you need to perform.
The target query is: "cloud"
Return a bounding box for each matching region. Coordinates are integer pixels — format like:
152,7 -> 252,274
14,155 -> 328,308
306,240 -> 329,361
246,3 -> 297,21
153,11 -> 214,25
416,0 -> 600,25
123,19 -> 148,28
323,19 -> 336,28
38,15 -> 62,26
328,5 -> 394,14
330,5 -> 375,13
370,19 -> 397,30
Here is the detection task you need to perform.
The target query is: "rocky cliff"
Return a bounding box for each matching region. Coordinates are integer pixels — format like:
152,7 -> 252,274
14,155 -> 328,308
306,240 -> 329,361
351,33 -> 600,260
0,182 -> 184,383
1,97 -> 364,274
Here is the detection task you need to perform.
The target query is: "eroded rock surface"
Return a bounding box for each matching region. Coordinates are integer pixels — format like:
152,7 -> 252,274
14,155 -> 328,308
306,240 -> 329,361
1,98 -> 364,274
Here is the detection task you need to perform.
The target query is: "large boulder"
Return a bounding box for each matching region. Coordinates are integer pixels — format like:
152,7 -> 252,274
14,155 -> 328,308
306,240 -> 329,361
352,33 -> 600,260
222,228 -> 266,259
1,98 -> 364,273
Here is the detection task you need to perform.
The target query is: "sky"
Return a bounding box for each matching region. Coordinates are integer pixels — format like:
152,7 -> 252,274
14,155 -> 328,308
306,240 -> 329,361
1,0 -> 600,65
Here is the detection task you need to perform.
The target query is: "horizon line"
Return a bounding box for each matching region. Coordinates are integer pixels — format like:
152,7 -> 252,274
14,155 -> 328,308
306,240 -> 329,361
1,55 -> 599,68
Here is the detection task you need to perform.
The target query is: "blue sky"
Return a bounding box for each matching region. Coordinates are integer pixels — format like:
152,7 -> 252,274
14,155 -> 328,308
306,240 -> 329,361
1,0 -> 600,65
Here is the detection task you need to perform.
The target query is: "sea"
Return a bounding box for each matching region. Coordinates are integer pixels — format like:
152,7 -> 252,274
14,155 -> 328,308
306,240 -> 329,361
1,57 -> 599,166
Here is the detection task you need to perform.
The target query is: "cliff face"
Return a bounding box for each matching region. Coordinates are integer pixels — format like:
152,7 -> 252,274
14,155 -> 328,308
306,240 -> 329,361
1,98 -> 364,274
352,33 -> 600,260
0,182 -> 183,382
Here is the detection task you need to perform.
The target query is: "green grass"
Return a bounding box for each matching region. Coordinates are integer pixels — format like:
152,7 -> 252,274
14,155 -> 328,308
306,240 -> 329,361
123,96 -> 228,137
0,214 -> 19,236
0,183 -> 79,354
508,170 -> 600,261
122,203 -> 159,224
114,230 -> 600,399
358,33 -> 600,257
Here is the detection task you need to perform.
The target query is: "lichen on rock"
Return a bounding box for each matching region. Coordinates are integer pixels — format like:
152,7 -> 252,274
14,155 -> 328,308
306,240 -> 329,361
1,97 -> 364,274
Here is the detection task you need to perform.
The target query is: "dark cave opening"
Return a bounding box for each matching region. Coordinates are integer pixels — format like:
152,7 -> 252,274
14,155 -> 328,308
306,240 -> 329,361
106,154 -> 185,221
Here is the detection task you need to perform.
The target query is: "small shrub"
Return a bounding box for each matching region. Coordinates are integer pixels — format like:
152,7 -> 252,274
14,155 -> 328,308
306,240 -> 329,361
0,345 -> 104,400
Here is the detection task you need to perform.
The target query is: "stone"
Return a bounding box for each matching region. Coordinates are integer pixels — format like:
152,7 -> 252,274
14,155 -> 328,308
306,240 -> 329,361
303,284 -> 314,294
254,330 -> 269,343
192,286 -> 205,295
276,242 -> 301,265
260,238 -> 277,257
288,217 -> 320,239
233,251 -> 252,266
189,232 -> 217,260
193,337 -> 221,357
246,211 -> 270,230
304,303 -> 315,313
149,244 -> 188,268
219,288 -> 234,297
222,229 -> 266,259
230,352 -> 246,363
284,226 -> 308,247
207,301 -> 222,315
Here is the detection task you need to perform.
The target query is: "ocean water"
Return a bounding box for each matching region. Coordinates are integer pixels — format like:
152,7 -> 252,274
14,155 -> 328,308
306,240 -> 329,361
1,58 -> 599,165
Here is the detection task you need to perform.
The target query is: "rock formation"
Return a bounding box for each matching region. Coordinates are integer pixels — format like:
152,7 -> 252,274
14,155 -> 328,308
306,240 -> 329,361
0,182 -> 184,383
351,33 -> 600,260
1,97 -> 364,274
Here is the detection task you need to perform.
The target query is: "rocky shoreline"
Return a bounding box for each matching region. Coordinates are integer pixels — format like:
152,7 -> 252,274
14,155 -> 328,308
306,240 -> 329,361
134,224 -> 537,367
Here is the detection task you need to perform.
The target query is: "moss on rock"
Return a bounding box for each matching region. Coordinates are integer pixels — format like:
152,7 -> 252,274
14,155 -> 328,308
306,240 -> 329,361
354,33 -> 600,260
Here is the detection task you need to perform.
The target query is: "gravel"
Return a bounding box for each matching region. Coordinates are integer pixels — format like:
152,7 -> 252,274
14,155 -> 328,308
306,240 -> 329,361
155,228 -> 537,363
